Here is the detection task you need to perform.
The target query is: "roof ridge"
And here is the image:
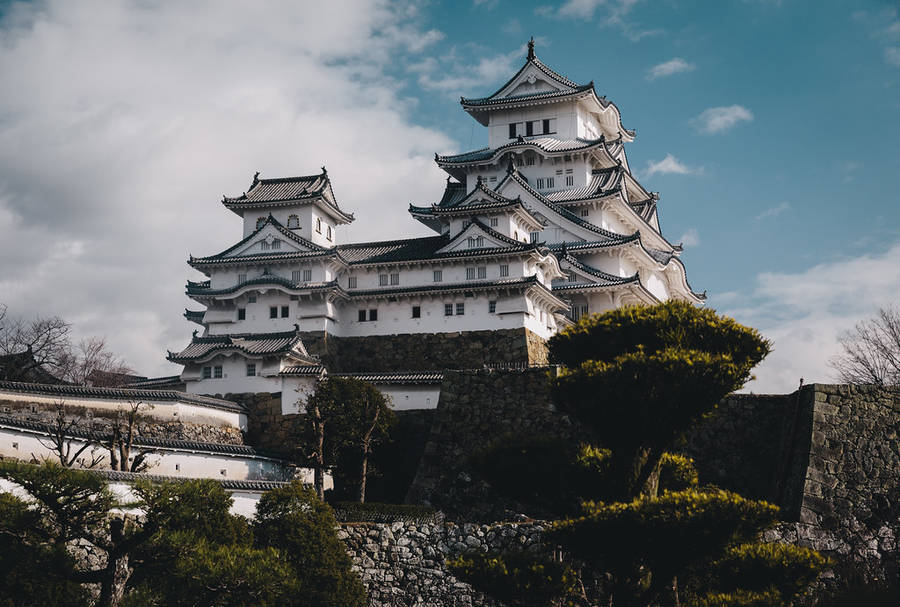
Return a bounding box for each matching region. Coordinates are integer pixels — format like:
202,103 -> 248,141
336,234 -> 447,250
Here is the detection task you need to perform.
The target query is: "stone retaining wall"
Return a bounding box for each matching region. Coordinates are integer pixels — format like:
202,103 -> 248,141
0,399 -> 244,444
338,521 -> 544,607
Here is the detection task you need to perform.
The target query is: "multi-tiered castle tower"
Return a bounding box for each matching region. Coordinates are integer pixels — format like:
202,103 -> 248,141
168,39 -> 703,408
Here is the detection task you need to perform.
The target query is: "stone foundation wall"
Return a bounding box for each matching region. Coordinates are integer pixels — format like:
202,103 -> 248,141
225,392 -> 299,456
0,399 -> 244,444
299,329 -> 546,372
338,521 -> 544,607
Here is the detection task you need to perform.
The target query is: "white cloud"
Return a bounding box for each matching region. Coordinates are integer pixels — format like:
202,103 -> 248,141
886,47 -> 900,67
690,105 -> 754,134
416,48 -> 523,93
0,0 -> 455,377
755,202 -> 791,221
719,242 -> 900,393
539,0 -> 660,41
677,228 -> 700,248
644,154 -> 702,177
646,58 -> 696,81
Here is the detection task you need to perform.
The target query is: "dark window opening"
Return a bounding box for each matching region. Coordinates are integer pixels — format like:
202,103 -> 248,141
412,306 -> 421,318
369,309 -> 378,321
269,307 -> 278,319
358,310 -> 367,322
281,306 -> 289,318
237,308 -> 246,320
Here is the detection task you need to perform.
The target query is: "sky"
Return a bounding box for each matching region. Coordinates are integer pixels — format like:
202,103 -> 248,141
0,0 -> 898,393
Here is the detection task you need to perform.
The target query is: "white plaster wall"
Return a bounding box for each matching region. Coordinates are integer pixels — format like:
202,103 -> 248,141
378,384 -> 440,411
644,271 -> 670,301
183,354 -> 283,396
0,389 -> 245,429
486,103 -> 578,148
279,376 -> 318,416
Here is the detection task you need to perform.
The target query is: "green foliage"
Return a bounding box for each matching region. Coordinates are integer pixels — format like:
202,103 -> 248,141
548,489 -> 780,603
254,481 -> 366,607
711,543 -> 830,601
0,492 -> 90,607
690,589 -> 785,607
469,435 -> 611,516
659,453 -> 699,492
548,301 -> 771,372
330,501 -> 440,523
447,550 -> 580,607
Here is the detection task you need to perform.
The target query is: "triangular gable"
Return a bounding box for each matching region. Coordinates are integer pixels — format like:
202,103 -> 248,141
454,180 -> 516,207
227,223 -> 317,257
499,63 -> 571,99
436,220 -> 524,254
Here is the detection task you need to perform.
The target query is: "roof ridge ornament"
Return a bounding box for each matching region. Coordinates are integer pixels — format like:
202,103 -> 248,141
527,37 -> 535,61
252,171 -> 260,184
321,166 -> 327,175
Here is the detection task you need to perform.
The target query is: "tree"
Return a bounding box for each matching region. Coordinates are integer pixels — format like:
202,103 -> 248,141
100,402 -> 156,473
36,401 -> 106,469
63,337 -> 134,386
830,305 -> 900,386
253,481 -> 367,607
300,377 -> 394,501
548,301 -> 771,500
0,312 -> 72,381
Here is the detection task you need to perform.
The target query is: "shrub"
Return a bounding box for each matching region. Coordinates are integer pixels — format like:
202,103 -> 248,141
330,501 -> 440,523
447,550 -> 580,607
712,543 -> 830,601
690,589 -> 785,607
659,453 -> 699,492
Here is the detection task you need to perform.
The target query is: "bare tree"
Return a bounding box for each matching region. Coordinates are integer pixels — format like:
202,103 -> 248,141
0,313 -> 72,380
36,402 -> 106,468
100,401 -> 156,473
831,305 -> 900,386
64,337 -> 135,386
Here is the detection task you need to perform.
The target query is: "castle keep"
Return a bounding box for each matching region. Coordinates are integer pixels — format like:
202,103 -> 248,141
167,39 -> 703,406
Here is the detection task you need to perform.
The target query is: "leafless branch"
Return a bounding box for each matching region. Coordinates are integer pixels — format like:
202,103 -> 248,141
36,401 -> 105,468
830,305 -> 900,386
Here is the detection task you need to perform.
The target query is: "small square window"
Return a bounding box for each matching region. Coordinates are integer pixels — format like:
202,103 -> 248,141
237,308 -> 246,320
500,264 -> 509,277
456,303 -> 465,315
281,306 -> 289,318
412,306 -> 421,319
542,118 -> 551,134
292,270 -> 302,282
536,178 -> 544,189
272,239 -> 281,250
581,209 -> 589,217
379,274 -> 388,286
316,218 -> 322,233
390,273 -> 400,285
260,241 -> 270,251
547,177 -> 555,188
477,266 -> 487,279
202,366 -> 212,379
246,363 -> 256,377
433,270 -> 442,282
369,309 -> 378,321
530,231 -> 540,243
444,303 -> 453,316
248,294 -> 257,303
526,121 -> 534,136
508,123 -> 517,138
348,276 -> 357,289
238,273 -> 247,284
175,463 -> 180,471
489,300 -> 497,313
303,269 -> 312,281
326,226 -> 332,241
270,307 -> 278,319
466,267 -> 476,280
214,366 -> 223,379
358,309 -> 367,322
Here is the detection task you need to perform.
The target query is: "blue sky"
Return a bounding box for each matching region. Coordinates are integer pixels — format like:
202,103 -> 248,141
0,0 -> 898,391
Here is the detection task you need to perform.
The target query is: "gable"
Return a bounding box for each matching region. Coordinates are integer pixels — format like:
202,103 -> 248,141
497,64 -> 570,99
436,222 -> 517,254
227,224 -> 316,258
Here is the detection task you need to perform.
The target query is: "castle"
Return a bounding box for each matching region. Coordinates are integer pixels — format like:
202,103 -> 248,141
167,39 -> 703,411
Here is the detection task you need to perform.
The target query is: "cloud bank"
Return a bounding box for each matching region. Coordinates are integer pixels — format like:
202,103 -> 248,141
691,105 -> 754,134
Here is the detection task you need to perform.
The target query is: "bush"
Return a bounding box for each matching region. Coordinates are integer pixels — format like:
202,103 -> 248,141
690,589 -> 785,607
712,543 -> 829,601
659,453 -> 699,492
447,550 -> 580,607
330,501 -> 440,523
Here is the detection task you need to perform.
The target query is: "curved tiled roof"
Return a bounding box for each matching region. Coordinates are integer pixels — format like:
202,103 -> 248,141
186,275 -> 336,297
184,309 -> 205,324
86,468 -> 293,491
222,169 -> 352,221
124,375 -> 184,389
462,82 -> 595,108
332,371 -> 444,384
435,136 -> 608,166
346,275 -> 551,300
559,254 -> 640,286
279,364 -> 327,377
168,328 -> 312,364
0,381 -> 244,412
544,167 -> 625,203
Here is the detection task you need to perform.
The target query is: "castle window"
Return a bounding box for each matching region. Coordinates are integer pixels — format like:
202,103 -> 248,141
348,276 -> 357,289
369,309 -> 378,321
260,241 -> 270,251
433,270 -> 442,282
489,300 -> 497,313
358,310 -> 366,322
326,226 -> 332,241
566,176 -> 574,187
202,366 -> 212,379
490,217 -> 498,227
272,239 -> 281,250
489,176 -> 497,182
390,273 -> 400,285
516,156 -> 524,167
292,270 -> 301,282
246,363 -> 256,377
467,237 -> 475,248
316,218 -> 322,233
526,121 -> 534,136
556,169 -> 563,175
303,269 -> 312,282
248,294 -> 257,303
175,463 -> 180,471
565,168 -> 573,174
530,231 -> 540,243
568,271 -> 577,283
287,215 -> 299,229
525,156 -> 535,166
213,366 -> 223,379
256,217 -> 266,229
270,306 -> 278,319
536,178 -> 544,189
412,306 -> 421,319
281,306 -> 289,318
477,266 -> 487,279
466,267 -> 476,280
500,264 -> 509,277
238,273 -> 247,284
379,274 -> 388,286
456,303 -> 465,315
547,177 -> 555,188
542,119 -> 551,134
444,303 -> 453,316
581,209 -> 589,217
237,308 -> 246,320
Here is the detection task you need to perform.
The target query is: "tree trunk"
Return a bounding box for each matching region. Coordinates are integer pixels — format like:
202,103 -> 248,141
95,553 -> 130,607
313,404 -> 325,500
358,446 -> 368,504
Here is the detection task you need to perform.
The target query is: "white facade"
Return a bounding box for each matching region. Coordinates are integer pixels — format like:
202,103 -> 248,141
170,39 -> 702,401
